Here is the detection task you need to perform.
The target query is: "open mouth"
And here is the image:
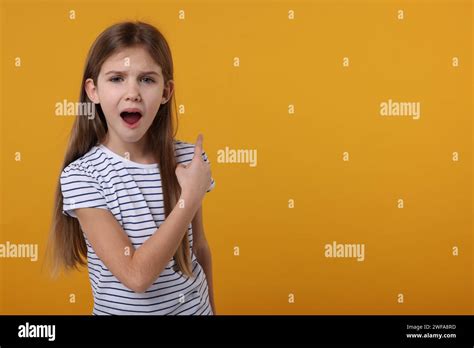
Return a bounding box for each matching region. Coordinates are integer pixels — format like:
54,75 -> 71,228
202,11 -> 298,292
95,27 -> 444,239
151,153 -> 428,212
120,110 -> 142,126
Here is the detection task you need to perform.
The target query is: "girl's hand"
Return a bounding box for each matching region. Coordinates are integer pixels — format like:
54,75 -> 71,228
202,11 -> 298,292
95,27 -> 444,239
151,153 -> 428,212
175,134 -> 212,202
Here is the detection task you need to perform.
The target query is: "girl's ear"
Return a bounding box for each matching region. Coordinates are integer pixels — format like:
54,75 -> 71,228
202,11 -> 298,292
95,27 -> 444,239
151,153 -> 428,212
85,78 -> 100,104
161,79 -> 175,104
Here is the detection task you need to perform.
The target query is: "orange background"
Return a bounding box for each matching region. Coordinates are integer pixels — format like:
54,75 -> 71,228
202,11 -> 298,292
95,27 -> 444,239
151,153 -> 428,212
0,0 -> 472,314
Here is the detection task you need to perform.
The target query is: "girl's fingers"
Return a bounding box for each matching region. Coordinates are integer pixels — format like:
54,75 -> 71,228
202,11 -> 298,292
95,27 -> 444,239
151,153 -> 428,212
193,134 -> 204,160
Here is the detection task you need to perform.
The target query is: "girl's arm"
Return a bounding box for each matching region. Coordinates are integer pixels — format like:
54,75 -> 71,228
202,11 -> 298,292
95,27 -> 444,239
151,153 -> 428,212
192,205 -> 216,314
75,189 -> 201,293
74,135 -> 211,293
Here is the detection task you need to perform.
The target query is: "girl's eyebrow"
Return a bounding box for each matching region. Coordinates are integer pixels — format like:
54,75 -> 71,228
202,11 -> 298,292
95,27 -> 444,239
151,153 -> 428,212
105,70 -> 161,76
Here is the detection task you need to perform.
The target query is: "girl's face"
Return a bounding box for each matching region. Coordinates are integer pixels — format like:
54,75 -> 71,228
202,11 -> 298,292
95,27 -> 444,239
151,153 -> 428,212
85,45 -> 174,145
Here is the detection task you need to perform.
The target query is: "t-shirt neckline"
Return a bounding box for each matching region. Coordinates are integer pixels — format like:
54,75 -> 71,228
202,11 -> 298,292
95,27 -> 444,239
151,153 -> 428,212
98,144 -> 159,169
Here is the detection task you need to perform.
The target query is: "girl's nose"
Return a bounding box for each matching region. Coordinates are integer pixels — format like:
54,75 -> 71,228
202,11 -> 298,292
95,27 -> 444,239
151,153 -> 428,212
125,81 -> 141,102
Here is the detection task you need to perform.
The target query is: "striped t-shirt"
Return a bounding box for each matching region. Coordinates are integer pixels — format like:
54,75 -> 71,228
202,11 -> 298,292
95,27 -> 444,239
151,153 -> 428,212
60,139 -> 215,315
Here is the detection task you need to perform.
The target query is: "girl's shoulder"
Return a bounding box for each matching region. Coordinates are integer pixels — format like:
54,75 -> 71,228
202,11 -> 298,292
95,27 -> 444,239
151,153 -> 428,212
173,138 -> 198,160
174,138 -> 209,155
61,146 -> 103,178
173,138 -> 211,164
173,138 -> 195,152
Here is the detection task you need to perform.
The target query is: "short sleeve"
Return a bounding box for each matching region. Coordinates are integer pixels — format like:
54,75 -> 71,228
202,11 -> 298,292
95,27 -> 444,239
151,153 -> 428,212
60,165 -> 108,218
201,151 -> 216,193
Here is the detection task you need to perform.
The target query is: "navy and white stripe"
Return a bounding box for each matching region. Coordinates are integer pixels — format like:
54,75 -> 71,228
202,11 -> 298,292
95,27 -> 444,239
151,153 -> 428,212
60,140 -> 215,315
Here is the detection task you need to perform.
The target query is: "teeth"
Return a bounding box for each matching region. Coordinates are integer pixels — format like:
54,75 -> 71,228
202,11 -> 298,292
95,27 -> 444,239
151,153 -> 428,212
121,111 -> 141,117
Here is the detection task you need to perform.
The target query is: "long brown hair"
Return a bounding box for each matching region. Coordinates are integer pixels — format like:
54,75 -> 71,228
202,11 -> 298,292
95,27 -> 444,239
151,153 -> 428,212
45,21 -> 194,280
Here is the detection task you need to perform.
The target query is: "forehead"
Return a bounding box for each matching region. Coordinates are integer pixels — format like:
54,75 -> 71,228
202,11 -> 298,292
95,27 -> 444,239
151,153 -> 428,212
101,46 -> 162,75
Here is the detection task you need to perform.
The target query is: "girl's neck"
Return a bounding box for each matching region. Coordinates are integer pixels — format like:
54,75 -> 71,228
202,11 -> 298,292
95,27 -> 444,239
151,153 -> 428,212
101,135 -> 157,165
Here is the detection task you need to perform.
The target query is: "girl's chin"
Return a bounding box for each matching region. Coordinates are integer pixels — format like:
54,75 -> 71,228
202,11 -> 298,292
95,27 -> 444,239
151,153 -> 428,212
116,128 -> 147,143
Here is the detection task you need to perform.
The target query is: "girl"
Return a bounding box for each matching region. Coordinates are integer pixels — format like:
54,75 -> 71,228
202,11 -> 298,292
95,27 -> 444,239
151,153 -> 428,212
47,21 -> 216,315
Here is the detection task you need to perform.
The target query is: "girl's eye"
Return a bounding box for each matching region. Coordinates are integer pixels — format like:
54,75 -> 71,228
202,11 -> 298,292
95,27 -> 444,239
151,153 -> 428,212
109,76 -> 124,82
140,76 -> 156,84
